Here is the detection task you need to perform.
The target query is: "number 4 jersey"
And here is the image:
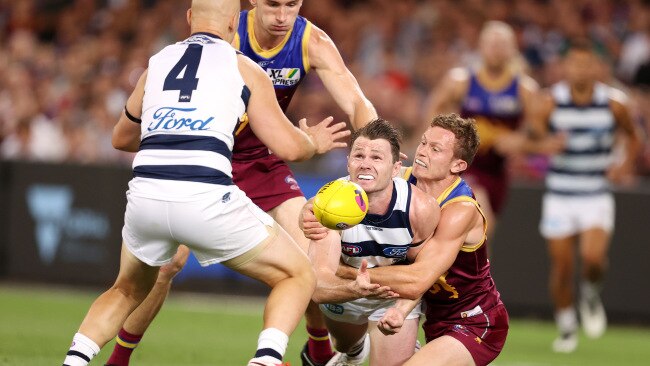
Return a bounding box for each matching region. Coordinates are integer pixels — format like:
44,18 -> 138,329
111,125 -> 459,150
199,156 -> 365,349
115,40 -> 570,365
131,33 -> 248,200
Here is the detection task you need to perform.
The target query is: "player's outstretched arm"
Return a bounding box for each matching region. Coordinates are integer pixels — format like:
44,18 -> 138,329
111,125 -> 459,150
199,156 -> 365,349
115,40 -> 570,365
608,91 -> 643,185
238,54 -> 350,161
423,68 -> 469,120
308,25 -> 377,130
112,70 -> 147,152
366,202 -> 479,299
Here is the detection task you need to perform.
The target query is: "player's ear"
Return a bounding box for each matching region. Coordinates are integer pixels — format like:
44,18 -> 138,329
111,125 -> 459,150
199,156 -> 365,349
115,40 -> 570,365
450,158 -> 467,174
392,160 -> 403,178
186,9 -> 192,27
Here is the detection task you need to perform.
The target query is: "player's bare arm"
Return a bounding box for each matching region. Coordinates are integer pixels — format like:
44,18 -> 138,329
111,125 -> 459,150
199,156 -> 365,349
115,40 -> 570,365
238,54 -> 350,161
112,70 -> 147,152
366,202 -> 482,300
308,24 -> 377,130
308,229 -> 396,304
424,67 -> 469,119
608,93 -> 643,183
525,89 -> 566,155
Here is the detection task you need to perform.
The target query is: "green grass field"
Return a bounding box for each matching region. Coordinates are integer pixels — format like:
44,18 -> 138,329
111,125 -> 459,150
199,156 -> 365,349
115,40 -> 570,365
1,284 -> 649,366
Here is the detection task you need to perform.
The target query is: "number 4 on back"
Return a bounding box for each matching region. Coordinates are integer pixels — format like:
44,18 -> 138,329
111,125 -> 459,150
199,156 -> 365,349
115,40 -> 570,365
164,44 -> 203,102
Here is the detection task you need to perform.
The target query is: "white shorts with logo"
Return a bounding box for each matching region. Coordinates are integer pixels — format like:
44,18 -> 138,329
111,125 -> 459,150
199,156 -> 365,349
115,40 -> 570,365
320,298 -> 422,325
122,184 -> 274,267
539,193 -> 615,239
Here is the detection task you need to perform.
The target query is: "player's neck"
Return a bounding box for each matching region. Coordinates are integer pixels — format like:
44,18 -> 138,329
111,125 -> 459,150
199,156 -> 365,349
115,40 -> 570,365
416,175 -> 459,201
570,82 -> 595,105
252,18 -> 285,50
367,184 -> 394,216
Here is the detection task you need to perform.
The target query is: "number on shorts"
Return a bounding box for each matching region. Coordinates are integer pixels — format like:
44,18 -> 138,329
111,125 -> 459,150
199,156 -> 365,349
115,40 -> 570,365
164,44 -> 202,102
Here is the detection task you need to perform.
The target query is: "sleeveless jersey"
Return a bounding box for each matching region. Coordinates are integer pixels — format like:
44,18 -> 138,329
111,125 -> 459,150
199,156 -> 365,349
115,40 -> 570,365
405,169 -> 503,320
232,9 -> 312,160
546,81 -> 615,196
130,33 -> 248,200
340,177 -> 414,268
460,71 -> 523,174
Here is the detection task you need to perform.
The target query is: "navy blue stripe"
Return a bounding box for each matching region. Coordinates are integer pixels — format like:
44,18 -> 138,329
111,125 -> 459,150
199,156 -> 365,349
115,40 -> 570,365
548,167 -> 607,176
241,85 -> 251,109
548,189 -> 609,196
361,210 -> 409,229
561,147 -> 612,156
549,125 -> 615,134
139,134 -> 232,160
341,241 -> 412,259
134,165 -> 232,185
254,348 -> 282,360
556,102 -> 609,109
404,183 -> 413,237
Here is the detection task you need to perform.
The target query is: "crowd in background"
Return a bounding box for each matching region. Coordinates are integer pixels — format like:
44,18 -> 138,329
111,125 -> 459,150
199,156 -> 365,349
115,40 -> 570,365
1,0 -> 650,179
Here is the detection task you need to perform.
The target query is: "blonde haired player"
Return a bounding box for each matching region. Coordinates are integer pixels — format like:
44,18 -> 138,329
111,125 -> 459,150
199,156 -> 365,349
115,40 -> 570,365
107,1 -> 376,365
60,1 -> 350,366
425,21 -> 550,242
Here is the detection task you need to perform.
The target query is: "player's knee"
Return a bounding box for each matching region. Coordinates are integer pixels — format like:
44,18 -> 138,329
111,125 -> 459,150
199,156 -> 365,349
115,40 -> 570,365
111,279 -> 154,304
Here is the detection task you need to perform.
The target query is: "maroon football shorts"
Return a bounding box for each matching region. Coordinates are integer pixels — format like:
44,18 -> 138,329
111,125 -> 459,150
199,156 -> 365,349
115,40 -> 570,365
232,154 -> 304,212
423,304 -> 509,366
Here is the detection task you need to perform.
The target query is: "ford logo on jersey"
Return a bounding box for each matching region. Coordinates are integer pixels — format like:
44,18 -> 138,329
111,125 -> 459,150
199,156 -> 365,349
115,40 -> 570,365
383,247 -> 408,258
341,244 -> 362,255
147,107 -> 214,131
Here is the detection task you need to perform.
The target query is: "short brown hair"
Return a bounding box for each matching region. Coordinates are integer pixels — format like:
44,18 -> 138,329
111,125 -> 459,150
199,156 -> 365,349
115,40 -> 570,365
350,118 -> 401,163
430,113 -> 480,165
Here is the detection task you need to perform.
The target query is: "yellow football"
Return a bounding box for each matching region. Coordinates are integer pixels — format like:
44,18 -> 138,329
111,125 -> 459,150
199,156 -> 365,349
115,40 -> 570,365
313,180 -> 369,230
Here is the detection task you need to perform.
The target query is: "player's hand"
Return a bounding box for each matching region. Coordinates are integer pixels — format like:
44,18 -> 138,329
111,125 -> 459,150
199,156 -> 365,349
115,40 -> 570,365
607,162 -> 636,186
377,307 -> 406,335
350,259 -> 398,299
158,245 -> 190,283
299,117 -> 350,154
300,202 -> 329,240
494,131 -> 526,156
535,133 -> 566,155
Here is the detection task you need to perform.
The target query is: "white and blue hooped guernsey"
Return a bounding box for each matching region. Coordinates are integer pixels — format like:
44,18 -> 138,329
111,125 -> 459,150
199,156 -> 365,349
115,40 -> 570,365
130,33 -> 249,200
340,177 -> 414,268
547,81 -> 616,196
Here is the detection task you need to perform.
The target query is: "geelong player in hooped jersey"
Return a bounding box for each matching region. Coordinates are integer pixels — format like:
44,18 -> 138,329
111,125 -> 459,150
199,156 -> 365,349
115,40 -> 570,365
108,2 -> 376,365
61,2 -> 350,366
317,114 -> 509,366
303,119 -> 441,366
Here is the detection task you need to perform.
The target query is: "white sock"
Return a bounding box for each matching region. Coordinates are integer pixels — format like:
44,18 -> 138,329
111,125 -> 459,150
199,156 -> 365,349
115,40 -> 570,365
63,332 -> 100,366
252,328 -> 288,363
581,280 -> 602,301
555,307 -> 578,335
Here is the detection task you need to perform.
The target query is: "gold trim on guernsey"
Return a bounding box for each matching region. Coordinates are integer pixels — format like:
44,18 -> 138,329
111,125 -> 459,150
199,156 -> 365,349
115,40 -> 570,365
301,21 -> 312,72
308,334 -> 330,341
475,68 -> 517,92
402,166 -> 413,181
223,223 -> 279,268
248,8 -> 294,58
235,113 -> 249,136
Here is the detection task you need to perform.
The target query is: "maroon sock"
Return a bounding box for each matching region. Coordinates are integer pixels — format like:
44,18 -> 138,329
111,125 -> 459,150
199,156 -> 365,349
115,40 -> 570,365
106,328 -> 142,366
306,326 -> 334,364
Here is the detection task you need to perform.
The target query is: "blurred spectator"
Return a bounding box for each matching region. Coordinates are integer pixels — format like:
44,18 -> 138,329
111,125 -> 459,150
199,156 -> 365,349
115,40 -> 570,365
0,0 -> 647,180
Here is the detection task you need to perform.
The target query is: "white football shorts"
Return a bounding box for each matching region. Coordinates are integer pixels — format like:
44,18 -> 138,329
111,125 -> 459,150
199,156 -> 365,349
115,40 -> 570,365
122,184 -> 274,267
539,192 -> 615,239
320,298 -> 422,325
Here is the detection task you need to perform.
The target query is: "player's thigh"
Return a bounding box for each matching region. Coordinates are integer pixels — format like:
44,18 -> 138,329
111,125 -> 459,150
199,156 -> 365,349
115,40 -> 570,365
267,196 -> 309,252
404,335 -> 475,366
223,223 -> 314,287
114,242 -> 160,299
368,318 -> 419,366
579,227 -> 611,265
547,235 -> 576,269
322,316 -> 368,351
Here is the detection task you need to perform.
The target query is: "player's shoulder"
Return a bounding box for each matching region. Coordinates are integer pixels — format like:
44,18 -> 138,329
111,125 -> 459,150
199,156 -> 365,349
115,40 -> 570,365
408,182 -> 440,215
607,84 -> 630,106
518,73 -> 539,93
447,67 -> 471,83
